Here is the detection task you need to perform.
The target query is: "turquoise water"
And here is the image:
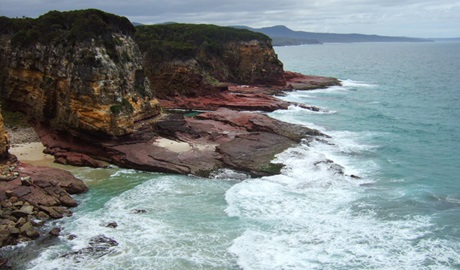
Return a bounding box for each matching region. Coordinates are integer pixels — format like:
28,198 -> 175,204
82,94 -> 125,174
7,42 -> 460,269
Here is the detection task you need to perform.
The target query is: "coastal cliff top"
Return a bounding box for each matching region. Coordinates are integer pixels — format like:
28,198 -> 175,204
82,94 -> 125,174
0,9 -> 135,47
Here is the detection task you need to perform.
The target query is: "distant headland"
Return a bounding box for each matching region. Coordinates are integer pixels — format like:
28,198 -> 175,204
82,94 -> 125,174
232,25 -> 433,46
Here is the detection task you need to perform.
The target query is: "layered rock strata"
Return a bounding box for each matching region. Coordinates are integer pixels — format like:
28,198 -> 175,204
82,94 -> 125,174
37,108 -> 326,177
0,10 -> 161,138
160,72 -> 341,111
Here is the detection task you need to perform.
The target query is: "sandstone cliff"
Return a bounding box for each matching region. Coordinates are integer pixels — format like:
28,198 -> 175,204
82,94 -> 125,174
135,24 -> 286,100
135,23 -> 340,112
0,10 -> 161,138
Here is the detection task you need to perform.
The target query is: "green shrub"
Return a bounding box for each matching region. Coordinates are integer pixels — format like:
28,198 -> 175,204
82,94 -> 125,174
110,98 -> 134,116
3,9 -> 135,48
110,104 -> 122,116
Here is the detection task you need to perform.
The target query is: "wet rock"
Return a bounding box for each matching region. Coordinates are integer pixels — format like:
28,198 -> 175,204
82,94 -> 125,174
217,132 -> 294,177
38,206 -> 69,219
360,183 -> 374,187
63,235 -> 119,260
16,221 -> 39,239
131,209 -> 147,214
103,222 -> 118,229
0,257 -> 12,269
209,169 -> 250,181
49,227 -> 61,237
314,159 -> 345,175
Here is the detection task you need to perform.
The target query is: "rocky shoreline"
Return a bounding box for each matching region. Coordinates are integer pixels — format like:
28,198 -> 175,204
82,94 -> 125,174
0,11 -> 342,267
159,72 -> 340,112
0,76 -> 338,265
35,74 -> 338,177
0,114 -> 88,268
0,73 -> 338,244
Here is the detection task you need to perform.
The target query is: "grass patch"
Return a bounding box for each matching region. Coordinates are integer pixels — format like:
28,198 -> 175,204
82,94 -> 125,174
1,109 -> 29,128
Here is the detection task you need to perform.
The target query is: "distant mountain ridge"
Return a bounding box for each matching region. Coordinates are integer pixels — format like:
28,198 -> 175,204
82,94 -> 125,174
233,25 -> 433,45
431,37 -> 460,41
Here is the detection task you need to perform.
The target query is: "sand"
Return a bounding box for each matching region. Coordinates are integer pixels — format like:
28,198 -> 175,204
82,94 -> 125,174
153,138 -> 193,153
9,142 -> 55,166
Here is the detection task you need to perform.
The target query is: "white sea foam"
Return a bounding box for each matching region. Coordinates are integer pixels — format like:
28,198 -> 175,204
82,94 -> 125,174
341,79 -> 378,88
269,110 -> 328,131
287,104 -> 337,114
210,168 -> 250,181
226,139 -> 460,269
110,168 -> 140,177
26,175 -> 239,270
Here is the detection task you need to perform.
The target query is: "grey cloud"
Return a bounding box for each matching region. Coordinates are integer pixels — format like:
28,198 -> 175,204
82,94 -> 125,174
0,0 -> 459,38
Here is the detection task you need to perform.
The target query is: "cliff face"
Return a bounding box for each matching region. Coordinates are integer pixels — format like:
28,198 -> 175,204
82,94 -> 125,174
0,10 -> 161,138
218,39 -> 285,86
135,24 -> 286,99
0,110 -> 9,160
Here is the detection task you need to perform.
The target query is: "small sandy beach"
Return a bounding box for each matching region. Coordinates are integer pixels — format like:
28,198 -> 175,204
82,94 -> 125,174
153,138 -> 193,153
6,126 -> 55,166
9,142 -> 54,165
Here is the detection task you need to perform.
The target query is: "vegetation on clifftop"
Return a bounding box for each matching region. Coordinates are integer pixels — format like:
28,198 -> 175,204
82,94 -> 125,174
135,23 -> 272,62
0,9 -> 134,47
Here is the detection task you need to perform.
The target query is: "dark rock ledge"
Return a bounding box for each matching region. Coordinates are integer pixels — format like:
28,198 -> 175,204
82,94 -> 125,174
35,73 -> 338,178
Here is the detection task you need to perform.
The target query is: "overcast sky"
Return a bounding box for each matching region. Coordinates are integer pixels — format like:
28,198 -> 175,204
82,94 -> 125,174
1,0 -> 459,38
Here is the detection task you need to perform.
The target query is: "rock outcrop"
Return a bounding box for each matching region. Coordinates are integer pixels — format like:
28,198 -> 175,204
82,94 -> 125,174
36,108 -> 326,177
159,72 -> 340,112
0,10 -> 336,178
0,9 -> 161,138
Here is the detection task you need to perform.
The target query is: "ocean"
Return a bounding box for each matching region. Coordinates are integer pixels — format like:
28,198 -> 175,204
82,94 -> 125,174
5,42 -> 460,269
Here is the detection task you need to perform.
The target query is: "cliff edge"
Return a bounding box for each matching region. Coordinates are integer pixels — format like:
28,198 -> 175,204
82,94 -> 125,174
0,10 -> 336,178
